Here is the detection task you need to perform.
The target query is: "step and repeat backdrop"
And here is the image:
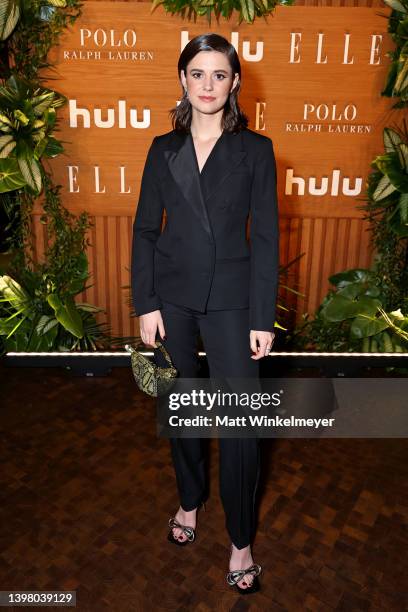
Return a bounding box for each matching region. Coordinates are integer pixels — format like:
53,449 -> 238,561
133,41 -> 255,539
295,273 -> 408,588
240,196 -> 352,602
34,0 -> 401,339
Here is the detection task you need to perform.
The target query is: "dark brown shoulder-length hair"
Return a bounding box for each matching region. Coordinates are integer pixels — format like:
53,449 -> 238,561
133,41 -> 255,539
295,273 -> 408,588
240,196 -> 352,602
169,33 -> 249,134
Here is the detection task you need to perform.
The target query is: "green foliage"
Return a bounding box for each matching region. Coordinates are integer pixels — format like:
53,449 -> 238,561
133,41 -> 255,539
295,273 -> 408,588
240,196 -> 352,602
290,113 -> 408,353
288,269 -> 408,352
361,125 -> 408,238
0,271 -> 124,353
0,74 -> 66,194
0,0 -> 83,80
0,0 -> 135,353
0,166 -> 138,352
381,0 -> 408,108
356,123 -> 408,311
36,173 -> 92,297
151,0 -> 294,24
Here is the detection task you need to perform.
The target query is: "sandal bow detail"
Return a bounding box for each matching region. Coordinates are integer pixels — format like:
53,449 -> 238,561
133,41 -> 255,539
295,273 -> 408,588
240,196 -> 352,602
226,545 -> 262,595
226,563 -> 262,586
167,518 -> 195,544
167,501 -> 206,546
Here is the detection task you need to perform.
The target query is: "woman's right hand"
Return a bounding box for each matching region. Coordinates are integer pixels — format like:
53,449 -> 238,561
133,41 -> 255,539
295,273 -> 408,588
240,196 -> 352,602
139,310 -> 166,348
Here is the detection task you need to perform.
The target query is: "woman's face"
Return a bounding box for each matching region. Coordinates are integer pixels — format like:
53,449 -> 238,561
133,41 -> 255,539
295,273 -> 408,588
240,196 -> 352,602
181,50 -> 239,118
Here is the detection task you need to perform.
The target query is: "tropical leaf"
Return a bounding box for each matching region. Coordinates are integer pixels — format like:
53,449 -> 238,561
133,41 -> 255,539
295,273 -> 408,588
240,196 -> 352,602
399,192 -> 408,223
379,307 -> 408,341
382,0 -> 407,13
372,174 -> 397,201
47,294 -> 84,338
36,314 -> 59,335
394,60 -> 408,94
0,112 -> 13,130
27,323 -> 59,350
44,107 -> 56,129
397,142 -> 408,170
322,295 -> 382,322
337,281 -> 368,300
49,93 -> 66,109
0,158 -> 26,192
0,275 -> 30,309
32,129 -> 46,143
384,162 -> 408,192
32,92 -> 55,116
17,156 -> 42,193
13,108 -> 30,126
383,127 -> 402,153
0,0 -> 20,40
0,134 -> 16,157
350,314 -> 389,338
32,119 -> 45,129
76,303 -> 104,313
241,0 -> 255,22
34,136 -> 48,158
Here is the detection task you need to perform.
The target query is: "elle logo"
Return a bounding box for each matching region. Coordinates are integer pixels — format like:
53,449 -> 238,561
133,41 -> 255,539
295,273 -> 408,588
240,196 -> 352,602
69,99 -> 150,128
285,169 -> 363,196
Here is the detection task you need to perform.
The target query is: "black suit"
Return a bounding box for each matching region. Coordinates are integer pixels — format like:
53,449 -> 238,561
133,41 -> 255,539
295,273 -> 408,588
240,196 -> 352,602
131,127 -> 279,331
131,126 -> 279,549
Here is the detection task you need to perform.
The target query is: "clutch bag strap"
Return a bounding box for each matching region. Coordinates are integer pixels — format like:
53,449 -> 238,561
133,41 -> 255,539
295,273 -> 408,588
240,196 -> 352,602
155,340 -> 175,368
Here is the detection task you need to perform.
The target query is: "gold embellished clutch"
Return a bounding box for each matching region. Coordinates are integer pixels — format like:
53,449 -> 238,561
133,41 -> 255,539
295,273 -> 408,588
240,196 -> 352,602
125,341 -> 178,397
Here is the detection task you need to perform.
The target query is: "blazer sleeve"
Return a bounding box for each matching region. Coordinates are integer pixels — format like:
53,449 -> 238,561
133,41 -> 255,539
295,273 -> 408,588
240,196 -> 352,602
249,137 -> 280,331
131,136 -> 164,316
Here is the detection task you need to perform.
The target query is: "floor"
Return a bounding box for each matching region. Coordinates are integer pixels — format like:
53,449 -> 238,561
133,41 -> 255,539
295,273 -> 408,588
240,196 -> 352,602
1,364 -> 407,611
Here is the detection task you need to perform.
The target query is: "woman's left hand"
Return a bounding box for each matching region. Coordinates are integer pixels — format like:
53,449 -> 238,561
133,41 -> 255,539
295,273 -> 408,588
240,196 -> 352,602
250,330 -> 275,360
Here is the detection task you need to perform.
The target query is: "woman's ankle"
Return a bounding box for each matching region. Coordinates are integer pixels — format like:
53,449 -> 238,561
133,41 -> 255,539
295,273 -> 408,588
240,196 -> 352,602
180,503 -> 199,513
176,505 -> 197,524
231,543 -> 251,554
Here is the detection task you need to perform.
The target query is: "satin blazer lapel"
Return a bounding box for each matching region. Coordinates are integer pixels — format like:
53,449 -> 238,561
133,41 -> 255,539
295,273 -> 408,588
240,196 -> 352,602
164,131 -> 212,238
164,129 -> 247,238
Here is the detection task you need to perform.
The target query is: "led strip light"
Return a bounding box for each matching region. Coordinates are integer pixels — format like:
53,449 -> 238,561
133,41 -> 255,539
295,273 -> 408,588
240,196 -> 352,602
5,351 -> 408,358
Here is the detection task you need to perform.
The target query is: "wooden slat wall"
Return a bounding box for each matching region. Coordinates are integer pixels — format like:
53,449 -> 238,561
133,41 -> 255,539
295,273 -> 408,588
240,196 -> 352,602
31,0 -> 384,341
281,216 -> 374,324
31,213 -> 139,341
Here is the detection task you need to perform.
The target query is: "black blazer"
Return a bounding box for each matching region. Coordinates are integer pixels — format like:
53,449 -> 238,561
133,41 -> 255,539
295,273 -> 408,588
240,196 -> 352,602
131,127 -> 279,331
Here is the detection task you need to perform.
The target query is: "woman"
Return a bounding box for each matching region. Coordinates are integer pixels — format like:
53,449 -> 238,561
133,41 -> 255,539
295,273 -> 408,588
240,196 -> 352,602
131,33 -> 279,594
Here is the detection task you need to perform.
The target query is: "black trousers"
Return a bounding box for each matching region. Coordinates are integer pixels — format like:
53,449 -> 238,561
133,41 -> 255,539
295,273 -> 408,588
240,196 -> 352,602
155,300 -> 261,550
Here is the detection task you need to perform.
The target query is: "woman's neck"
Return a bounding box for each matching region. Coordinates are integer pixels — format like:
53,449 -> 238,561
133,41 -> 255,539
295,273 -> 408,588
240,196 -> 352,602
190,110 -> 223,141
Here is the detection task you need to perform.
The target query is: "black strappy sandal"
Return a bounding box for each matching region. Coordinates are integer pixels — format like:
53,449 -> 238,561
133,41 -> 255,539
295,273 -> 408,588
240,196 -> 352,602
226,545 -> 262,594
167,501 -> 206,546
